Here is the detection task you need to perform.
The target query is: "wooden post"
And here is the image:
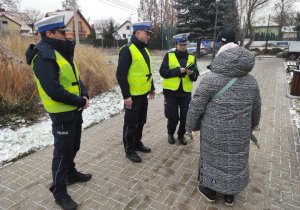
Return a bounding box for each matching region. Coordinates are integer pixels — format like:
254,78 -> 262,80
73,0 -> 80,44
290,70 -> 300,96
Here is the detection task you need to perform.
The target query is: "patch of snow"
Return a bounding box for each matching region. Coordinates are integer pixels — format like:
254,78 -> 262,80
0,87 -> 125,166
290,99 -> 300,129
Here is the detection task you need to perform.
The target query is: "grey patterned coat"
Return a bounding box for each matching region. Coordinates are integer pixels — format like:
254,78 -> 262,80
186,46 -> 261,195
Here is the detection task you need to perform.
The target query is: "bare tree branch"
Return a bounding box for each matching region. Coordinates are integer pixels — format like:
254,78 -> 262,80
242,0 -> 270,49
0,0 -> 20,11
271,0 -> 296,40
24,8 -> 43,33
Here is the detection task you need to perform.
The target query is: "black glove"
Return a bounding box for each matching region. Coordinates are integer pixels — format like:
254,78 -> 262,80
188,64 -> 196,72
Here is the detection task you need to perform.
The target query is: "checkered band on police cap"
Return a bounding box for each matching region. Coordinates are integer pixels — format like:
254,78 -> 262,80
132,21 -> 153,33
173,33 -> 190,44
35,15 -> 71,33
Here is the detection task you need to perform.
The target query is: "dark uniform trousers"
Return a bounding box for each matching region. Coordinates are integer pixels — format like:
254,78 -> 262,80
123,95 -> 148,154
49,110 -> 83,200
164,94 -> 191,137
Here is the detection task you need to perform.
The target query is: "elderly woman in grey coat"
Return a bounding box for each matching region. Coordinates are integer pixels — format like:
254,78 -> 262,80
185,29 -> 261,206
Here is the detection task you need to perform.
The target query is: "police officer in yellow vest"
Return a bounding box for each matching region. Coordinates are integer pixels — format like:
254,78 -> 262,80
116,21 -> 155,163
26,15 -> 91,210
160,33 -> 199,145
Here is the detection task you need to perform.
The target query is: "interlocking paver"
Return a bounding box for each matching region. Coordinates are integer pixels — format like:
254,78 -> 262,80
0,58 -> 299,209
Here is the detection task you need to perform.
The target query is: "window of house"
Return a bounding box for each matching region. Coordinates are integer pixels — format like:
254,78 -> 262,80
78,22 -> 83,31
126,26 -> 130,30
2,21 -> 8,24
123,34 -> 126,38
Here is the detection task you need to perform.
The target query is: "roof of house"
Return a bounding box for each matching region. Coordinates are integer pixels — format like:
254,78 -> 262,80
118,20 -> 131,30
281,26 -> 296,33
0,14 -> 21,26
0,11 -> 32,31
253,25 -> 279,28
46,9 -> 91,30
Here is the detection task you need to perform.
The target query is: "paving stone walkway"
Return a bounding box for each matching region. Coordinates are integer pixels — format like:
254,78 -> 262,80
0,58 -> 299,210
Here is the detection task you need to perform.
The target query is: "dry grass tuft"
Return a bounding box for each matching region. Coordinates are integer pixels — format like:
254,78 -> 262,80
75,45 -> 117,97
0,34 -> 36,102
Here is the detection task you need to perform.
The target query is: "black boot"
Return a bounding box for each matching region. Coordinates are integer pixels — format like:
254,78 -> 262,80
168,134 -> 175,144
197,185 -> 216,202
55,195 -> 78,210
224,194 -> 234,206
126,152 -> 142,163
136,145 -> 151,153
67,171 -> 92,185
178,135 -> 187,145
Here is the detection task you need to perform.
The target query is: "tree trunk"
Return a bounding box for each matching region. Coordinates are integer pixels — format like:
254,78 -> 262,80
278,25 -> 283,40
244,12 -> 254,49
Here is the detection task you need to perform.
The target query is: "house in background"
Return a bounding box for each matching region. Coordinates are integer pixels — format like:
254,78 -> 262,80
0,14 -> 21,33
252,25 -> 298,41
46,9 -> 91,40
282,26 -> 297,41
0,9 -> 32,35
95,28 -> 103,40
117,20 -> 132,42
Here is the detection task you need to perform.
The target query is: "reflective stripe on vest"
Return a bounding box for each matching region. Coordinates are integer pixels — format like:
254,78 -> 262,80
32,51 -> 80,113
127,43 -> 152,96
162,52 -> 194,92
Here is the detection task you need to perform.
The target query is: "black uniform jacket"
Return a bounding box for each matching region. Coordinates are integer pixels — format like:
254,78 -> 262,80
159,50 -> 199,97
116,35 -> 155,99
25,37 -> 88,112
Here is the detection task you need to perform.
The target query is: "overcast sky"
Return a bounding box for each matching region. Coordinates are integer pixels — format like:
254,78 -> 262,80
20,0 -> 140,23
20,0 -> 300,25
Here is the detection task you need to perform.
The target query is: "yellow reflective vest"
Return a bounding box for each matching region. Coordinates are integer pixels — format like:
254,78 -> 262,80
162,52 -> 195,92
32,51 -> 80,113
126,43 -> 152,96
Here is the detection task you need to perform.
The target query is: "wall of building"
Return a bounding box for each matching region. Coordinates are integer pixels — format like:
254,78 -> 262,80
283,33 -> 298,41
0,16 -> 20,33
118,22 -> 132,41
66,14 -> 91,40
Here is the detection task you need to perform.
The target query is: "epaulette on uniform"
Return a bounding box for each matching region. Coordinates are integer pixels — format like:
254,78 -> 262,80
119,42 -> 132,53
35,43 -> 56,60
188,52 -> 196,57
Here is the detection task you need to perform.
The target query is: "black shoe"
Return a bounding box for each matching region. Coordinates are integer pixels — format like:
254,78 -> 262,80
197,185 -> 216,202
55,195 -> 78,210
168,134 -> 175,144
136,145 -> 151,153
126,152 -> 142,163
178,135 -> 187,145
67,171 -> 92,185
224,194 -> 234,206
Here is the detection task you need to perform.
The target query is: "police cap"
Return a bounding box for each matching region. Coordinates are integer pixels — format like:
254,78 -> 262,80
35,15 -> 71,33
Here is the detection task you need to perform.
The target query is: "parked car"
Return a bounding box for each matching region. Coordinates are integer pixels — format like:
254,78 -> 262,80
168,42 -> 210,56
282,42 -> 300,60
